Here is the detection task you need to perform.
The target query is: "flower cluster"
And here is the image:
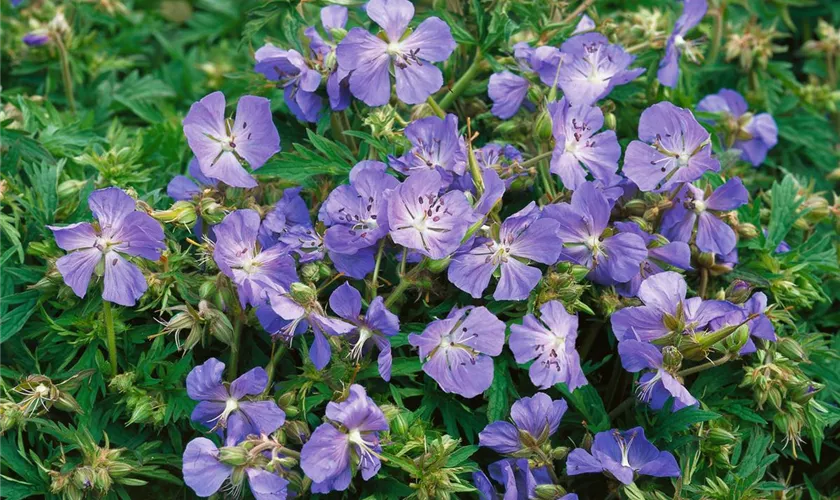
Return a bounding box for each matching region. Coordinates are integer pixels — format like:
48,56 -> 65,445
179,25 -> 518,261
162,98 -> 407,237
38,1 -> 812,498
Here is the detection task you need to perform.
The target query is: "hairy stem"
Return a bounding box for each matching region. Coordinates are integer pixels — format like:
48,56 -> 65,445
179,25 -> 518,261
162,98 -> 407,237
263,343 -> 287,397
699,267 -> 709,299
678,353 -> 733,376
519,151 -> 554,169
228,313 -> 243,381
54,37 -> 76,114
384,278 -> 413,310
425,96 -> 446,119
369,238 -> 387,301
707,0 -> 727,64
103,301 -> 118,377
439,49 -> 483,110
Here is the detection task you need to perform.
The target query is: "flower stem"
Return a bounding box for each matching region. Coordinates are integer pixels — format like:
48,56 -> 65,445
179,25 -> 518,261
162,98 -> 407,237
263,343 -> 286,397
707,0 -> 727,64
439,49 -> 483,110
54,37 -> 76,114
102,301 -> 118,377
698,267 -> 709,298
607,395 -> 636,421
519,151 -> 554,169
425,96 -> 446,119
228,313 -> 243,381
384,278 -> 413,310
369,238 -> 387,301
678,353 -> 733,376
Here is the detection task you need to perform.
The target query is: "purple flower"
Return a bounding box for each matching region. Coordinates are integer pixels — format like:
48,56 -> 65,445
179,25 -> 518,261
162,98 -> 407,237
610,272 -> 738,342
573,14 -> 596,34
566,427 -> 680,485
474,144 -> 527,188
182,438 -> 289,499
473,459 -> 553,500
556,33 -> 644,105
488,71 -> 530,119
479,392 -> 568,453
696,89 -> 778,166
186,358 -> 286,446
23,31 -> 50,46
509,300 -> 587,390
321,161 -> 399,254
167,157 -> 218,201
408,306 -> 505,398
542,182 -> 648,285
709,292 -> 775,355
619,340 -> 698,411
657,0 -> 708,88
183,92 -> 280,189
48,187 -> 165,306
305,5 -> 352,111
387,169 -> 475,260
389,114 -> 467,177
261,284 -> 354,370
329,283 -> 400,381
659,178 -> 748,255
300,385 -> 388,492
212,210 -> 297,308
623,101 -> 720,192
449,203 -> 561,300
548,97 -> 621,190
613,221 -> 692,298
258,187 -> 313,249
255,46 -> 323,122
335,0 -> 456,106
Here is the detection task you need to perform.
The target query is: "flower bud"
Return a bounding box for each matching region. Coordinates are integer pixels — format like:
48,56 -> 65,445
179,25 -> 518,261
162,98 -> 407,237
766,387 -> 783,410
219,446 -> 249,466
284,420 -> 310,445
708,427 -> 738,446
534,109 -> 553,142
604,112 -> 617,130
776,337 -> 806,362
723,324 -> 750,353
790,382 -> 822,404
0,400 -> 24,434
736,222 -> 758,239
662,346 -> 683,372
274,455 -> 299,468
108,462 -> 133,478
623,199 -> 647,217
426,256 -> 450,274
725,279 -> 752,304
552,446 -> 570,460
535,484 -> 568,499
109,372 -> 136,393
697,251 -> 715,268
199,198 -> 227,225
57,179 -> 88,199
152,200 -> 197,226
289,282 -> 317,305
300,262 -> 321,282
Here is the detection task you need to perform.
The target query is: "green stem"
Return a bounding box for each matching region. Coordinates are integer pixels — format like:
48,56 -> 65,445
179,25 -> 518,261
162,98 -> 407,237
369,239 -> 387,301
425,96 -> 446,119
384,279 -> 413,310
54,37 -> 76,114
707,0 -> 727,64
439,49 -> 483,110
678,353 -> 732,376
467,144 -> 485,198
535,448 -> 560,484
607,396 -> 636,421
519,151 -> 554,170
399,247 -> 408,277
262,343 -> 286,397
228,314 -> 243,381
102,301 -> 118,377
699,267 -> 709,299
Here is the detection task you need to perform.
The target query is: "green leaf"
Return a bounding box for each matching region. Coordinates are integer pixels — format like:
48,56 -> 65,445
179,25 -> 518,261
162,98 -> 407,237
555,383 -> 610,432
764,175 -> 806,252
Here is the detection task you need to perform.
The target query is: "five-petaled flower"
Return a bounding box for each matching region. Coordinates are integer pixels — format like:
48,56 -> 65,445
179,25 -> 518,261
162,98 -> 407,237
48,187 -> 165,306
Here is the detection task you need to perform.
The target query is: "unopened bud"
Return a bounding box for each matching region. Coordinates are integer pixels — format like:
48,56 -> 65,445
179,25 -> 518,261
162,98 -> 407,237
535,484 -> 568,499
57,179 -> 88,198
300,262 -> 320,282
109,372 -> 135,393
552,446 -> 570,460
199,198 -> 227,225
725,279 -> 752,304
662,346 -> 683,371
152,200 -> 197,226
289,282 -> 316,304
219,446 -> 249,466
723,324 -> 750,353
426,256 -> 450,274
708,427 -> 738,446
776,337 -> 806,362
697,252 -> 715,268
604,112 -> 616,130
534,109 -> 553,142
284,420 -> 310,445
790,382 -> 822,404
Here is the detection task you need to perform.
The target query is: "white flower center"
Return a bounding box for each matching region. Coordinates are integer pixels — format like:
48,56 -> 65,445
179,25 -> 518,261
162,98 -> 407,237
565,139 -> 578,154
386,41 -> 402,56
677,152 -> 691,167
35,384 -> 49,396
674,35 -> 687,49
224,398 -> 239,413
349,327 -> 373,362
692,200 -> 707,213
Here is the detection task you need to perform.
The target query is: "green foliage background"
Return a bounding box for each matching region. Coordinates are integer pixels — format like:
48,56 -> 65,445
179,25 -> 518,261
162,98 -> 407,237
2,0 -> 840,499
